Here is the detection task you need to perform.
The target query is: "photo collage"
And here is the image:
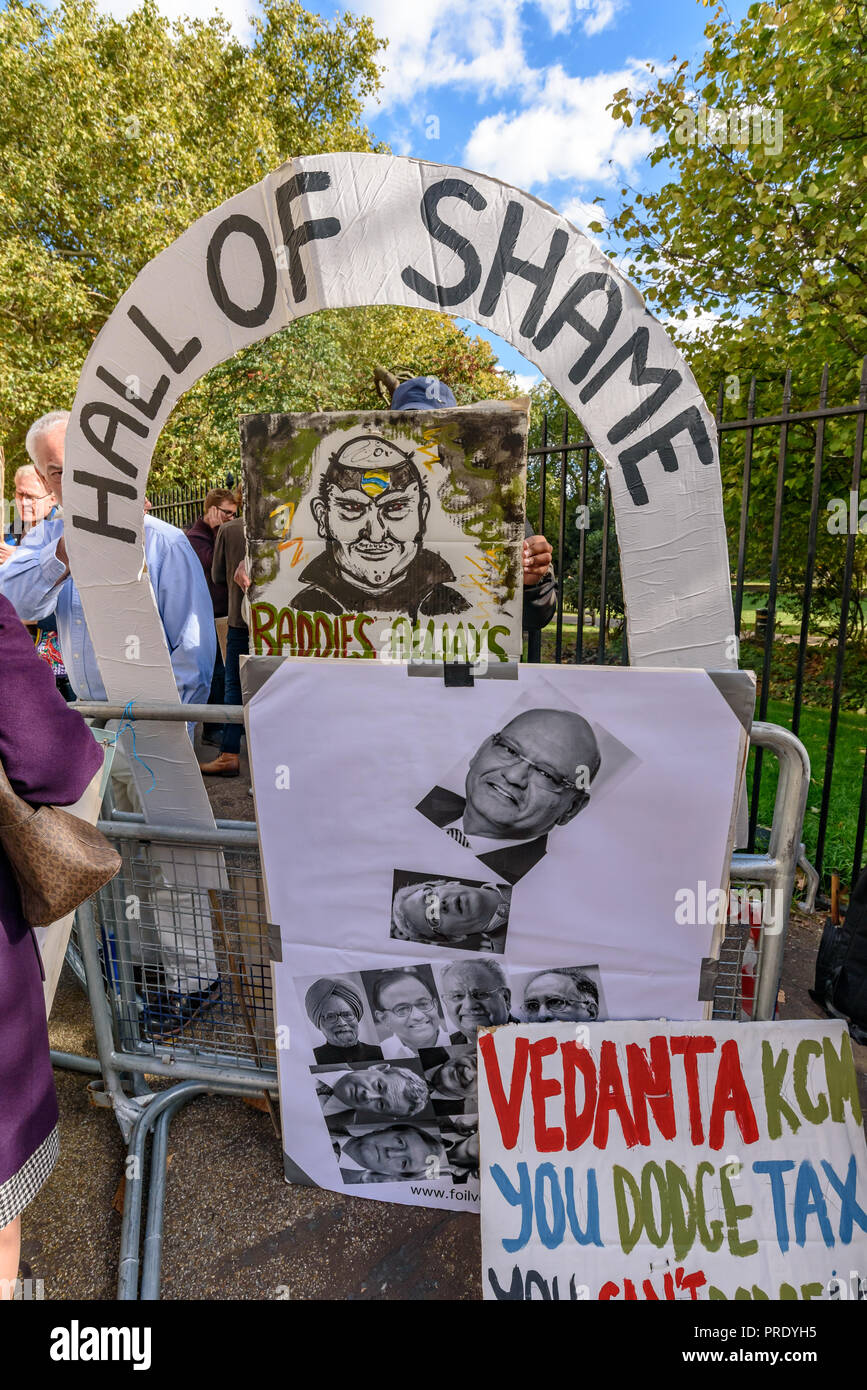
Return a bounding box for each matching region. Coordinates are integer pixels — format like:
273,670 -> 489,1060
296,960 -> 604,1187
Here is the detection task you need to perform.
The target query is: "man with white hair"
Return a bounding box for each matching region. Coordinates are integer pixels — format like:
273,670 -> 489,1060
0,411 -> 215,705
0,411 -> 219,1036
1,463 -> 57,560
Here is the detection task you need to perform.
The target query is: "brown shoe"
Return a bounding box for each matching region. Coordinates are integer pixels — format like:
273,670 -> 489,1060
200,752 -> 240,777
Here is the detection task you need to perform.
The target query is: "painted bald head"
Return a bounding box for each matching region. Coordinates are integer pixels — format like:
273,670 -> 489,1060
463,708 -> 601,841
311,434 -> 428,593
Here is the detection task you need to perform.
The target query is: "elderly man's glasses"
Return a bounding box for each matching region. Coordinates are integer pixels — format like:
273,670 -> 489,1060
525,996 -> 580,1014
490,732 -> 580,794
444,988 -> 502,1005
321,1008 -> 356,1025
423,891 -> 441,925
383,996 -> 437,1020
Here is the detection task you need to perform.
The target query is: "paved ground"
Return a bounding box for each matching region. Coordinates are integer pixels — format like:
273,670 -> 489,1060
21,736 -> 867,1301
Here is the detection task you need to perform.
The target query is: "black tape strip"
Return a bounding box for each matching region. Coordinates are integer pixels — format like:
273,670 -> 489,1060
283,1150 -> 317,1186
444,662 -> 474,687
698,957 -> 719,1001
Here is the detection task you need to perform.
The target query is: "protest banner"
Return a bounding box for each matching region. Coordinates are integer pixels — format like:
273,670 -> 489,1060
59,152 -> 736,821
247,659 -> 749,1209
241,399 -> 528,666
479,1019 -> 867,1300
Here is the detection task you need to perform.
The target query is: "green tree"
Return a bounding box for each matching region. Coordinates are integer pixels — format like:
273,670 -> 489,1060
0,0 -> 515,487
603,0 -> 867,635
606,0 -> 866,392
156,306 -> 513,484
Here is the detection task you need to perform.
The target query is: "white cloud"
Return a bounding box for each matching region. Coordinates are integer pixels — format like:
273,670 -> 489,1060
661,306 -> 722,339
583,0 -> 620,36
511,371 -> 544,393
360,0 -> 532,111
560,195 -> 606,235
463,61 -> 655,189
356,0 -> 624,112
536,0 -> 624,35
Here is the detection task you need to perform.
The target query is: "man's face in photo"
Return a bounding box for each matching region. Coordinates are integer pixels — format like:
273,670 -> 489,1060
447,1129 -> 480,1170
441,962 -> 511,1036
311,442 -> 429,594
397,880 -> 502,944
522,971 -> 599,1023
464,708 -> 597,841
375,975 -> 441,1049
331,1065 -> 428,1118
430,1053 -> 478,1101
318,993 -> 360,1049
345,1126 -> 435,1178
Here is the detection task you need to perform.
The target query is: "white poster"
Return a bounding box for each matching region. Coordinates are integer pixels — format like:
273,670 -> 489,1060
248,660 -> 748,1209
479,1020 -> 867,1301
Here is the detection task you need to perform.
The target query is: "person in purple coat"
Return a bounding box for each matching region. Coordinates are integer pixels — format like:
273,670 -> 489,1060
0,594 -> 104,1295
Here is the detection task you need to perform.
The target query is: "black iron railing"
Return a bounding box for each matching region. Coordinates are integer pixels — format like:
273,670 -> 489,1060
146,474 -> 235,532
525,360 -> 867,897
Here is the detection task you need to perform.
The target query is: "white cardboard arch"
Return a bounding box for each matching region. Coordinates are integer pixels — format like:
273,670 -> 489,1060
64,153 -> 735,824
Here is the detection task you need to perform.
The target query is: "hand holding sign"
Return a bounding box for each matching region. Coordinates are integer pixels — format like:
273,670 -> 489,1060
523,535 -> 552,587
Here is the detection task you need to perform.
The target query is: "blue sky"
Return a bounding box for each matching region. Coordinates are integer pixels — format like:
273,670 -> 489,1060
85,0 -> 753,380
307,0 -> 754,383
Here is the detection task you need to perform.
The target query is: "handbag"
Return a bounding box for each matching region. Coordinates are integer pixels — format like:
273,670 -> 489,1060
0,754 -> 121,928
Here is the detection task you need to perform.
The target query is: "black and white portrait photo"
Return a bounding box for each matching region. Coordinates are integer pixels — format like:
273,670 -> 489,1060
438,1116 -> 480,1184
512,964 -> 606,1024
332,1122 -> 447,1186
390,870 -> 511,953
434,958 -> 517,1043
420,1047 -> 478,1116
312,1059 -> 435,1128
363,965 -> 451,1057
415,707 -> 603,884
302,974 -> 384,1064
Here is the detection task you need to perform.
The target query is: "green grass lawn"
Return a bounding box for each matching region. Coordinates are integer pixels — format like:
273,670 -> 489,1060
528,595 -> 866,884
737,592 -> 803,636
749,699 -> 867,880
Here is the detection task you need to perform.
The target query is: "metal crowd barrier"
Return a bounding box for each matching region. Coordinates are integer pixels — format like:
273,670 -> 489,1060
53,704 -> 810,1300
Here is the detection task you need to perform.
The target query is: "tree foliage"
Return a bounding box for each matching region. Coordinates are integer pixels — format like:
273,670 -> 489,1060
606,0 -> 867,396
603,0 -> 867,633
158,307 -> 512,484
0,0 -> 514,487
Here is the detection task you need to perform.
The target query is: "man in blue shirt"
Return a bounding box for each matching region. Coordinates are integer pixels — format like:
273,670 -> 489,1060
0,411 -> 219,1035
0,462 -> 72,697
0,412 -> 215,704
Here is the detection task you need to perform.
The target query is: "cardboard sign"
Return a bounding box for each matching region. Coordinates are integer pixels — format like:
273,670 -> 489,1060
479,1020 -> 867,1301
62,153 -> 735,820
247,660 -> 748,1209
241,401 -> 528,666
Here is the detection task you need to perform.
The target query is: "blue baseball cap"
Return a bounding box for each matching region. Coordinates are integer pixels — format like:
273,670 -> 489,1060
391,376 -> 457,411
